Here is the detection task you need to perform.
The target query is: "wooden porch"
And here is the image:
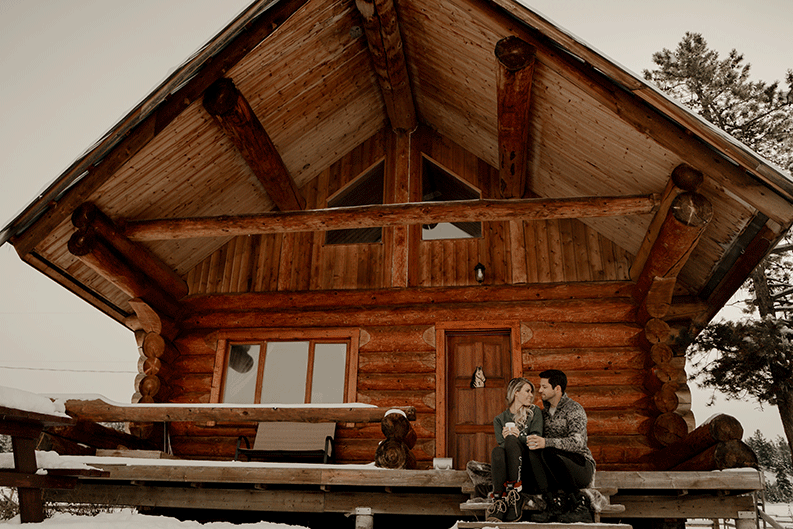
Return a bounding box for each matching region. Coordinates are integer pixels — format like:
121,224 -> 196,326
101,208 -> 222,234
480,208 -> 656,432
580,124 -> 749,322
25,455 -> 764,527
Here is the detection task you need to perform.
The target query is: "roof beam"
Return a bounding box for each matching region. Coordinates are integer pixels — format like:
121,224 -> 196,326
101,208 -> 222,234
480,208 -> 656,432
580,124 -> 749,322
203,78 -> 305,211
632,191 -> 714,306
9,0 -> 309,257
496,36 -> 536,199
355,0 -> 417,133
121,194 -> 659,241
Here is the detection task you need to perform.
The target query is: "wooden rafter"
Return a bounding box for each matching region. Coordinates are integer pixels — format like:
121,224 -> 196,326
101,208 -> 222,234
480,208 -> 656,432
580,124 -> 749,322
633,191 -> 714,306
67,230 -> 181,319
10,0 -> 309,257
72,203 -> 187,300
496,36 -> 536,199
203,78 -> 305,211
355,0 -> 417,132
121,194 -> 659,241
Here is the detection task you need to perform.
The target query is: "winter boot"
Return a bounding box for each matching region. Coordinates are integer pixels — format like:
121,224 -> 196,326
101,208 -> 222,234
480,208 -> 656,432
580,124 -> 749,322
558,490 -> 594,523
529,490 -> 566,523
485,494 -> 508,522
503,482 -> 524,522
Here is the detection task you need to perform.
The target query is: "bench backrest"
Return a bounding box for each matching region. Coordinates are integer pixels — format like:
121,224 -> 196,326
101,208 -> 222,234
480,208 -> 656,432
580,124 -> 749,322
252,422 -> 336,452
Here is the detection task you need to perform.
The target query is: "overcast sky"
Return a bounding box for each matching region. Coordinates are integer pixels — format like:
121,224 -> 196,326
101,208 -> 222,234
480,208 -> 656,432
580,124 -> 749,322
1,0 -> 791,440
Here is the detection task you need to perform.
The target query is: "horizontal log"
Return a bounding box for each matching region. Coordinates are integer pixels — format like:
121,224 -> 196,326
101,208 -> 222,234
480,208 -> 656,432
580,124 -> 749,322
357,391 -> 436,413
358,373 -> 436,391
650,412 -> 690,447
565,385 -> 651,410
183,298 -> 638,330
358,326 -> 437,353
589,435 -> 654,465
123,195 -> 660,240
358,351 -> 436,373
63,399 -> 416,423
170,355 -> 216,374
522,322 -> 641,349
183,282 -> 636,313
0,470 -> 77,490
45,420 -> 156,451
671,439 -> 758,471
645,413 -> 744,470
586,410 -> 654,436
525,369 -> 646,388
524,347 -> 647,371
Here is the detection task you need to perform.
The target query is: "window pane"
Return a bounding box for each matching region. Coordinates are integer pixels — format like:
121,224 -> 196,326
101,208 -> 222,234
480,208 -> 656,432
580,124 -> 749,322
311,343 -> 347,403
223,344 -> 260,404
261,341 -> 309,404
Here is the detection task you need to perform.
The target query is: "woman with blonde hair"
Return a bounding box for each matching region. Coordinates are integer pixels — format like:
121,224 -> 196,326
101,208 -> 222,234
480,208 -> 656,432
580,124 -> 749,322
486,377 -> 543,522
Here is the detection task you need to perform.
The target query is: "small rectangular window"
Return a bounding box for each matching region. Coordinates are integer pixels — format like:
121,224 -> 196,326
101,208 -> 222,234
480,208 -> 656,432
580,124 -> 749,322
326,161 -> 384,245
222,339 -> 349,405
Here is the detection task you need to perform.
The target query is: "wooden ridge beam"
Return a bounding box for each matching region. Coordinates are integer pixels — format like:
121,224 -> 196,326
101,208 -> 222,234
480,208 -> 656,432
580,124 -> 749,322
355,0 -> 417,132
122,194 -> 659,241
63,399 -> 416,423
72,203 -> 188,300
10,0 -> 309,257
496,36 -> 536,199
203,78 -> 304,211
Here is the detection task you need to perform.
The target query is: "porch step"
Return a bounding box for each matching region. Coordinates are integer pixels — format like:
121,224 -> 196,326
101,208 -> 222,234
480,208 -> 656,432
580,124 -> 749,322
457,523 -> 631,529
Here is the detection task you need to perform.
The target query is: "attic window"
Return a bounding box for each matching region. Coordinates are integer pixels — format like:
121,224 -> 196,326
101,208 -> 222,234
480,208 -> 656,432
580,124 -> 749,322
421,156 -> 482,240
325,161 -> 384,245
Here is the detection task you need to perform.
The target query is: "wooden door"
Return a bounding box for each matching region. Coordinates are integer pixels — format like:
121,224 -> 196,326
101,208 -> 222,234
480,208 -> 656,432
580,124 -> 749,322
446,331 -> 512,469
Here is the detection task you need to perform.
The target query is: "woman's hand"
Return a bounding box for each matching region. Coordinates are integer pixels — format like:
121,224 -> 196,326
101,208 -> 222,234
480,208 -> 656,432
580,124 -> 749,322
502,424 -> 519,438
526,434 -> 545,450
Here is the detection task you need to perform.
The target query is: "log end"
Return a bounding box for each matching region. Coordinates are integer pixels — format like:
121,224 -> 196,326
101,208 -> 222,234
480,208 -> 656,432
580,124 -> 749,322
495,36 -> 537,71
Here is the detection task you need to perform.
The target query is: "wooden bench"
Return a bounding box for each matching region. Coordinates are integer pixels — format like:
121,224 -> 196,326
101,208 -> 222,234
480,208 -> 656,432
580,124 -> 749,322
234,421 -> 335,464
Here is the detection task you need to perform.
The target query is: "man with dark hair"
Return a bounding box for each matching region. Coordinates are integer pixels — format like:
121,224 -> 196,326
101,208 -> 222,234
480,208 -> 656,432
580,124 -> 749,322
524,369 -> 596,523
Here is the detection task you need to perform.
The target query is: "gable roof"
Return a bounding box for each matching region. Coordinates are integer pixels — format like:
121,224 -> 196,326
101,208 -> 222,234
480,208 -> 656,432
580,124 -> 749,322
2,0 -> 792,328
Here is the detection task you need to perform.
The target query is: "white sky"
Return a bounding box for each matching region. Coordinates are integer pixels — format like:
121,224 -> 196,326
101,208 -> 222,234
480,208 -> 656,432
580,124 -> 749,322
0,0 -> 791,441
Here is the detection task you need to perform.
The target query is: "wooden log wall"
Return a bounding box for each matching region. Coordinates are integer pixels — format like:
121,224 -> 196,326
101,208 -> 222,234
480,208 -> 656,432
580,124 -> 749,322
184,126 -> 632,295
164,126 -> 696,470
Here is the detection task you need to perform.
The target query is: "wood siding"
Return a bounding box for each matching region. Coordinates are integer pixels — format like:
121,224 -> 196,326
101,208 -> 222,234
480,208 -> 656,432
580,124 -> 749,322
185,127 -> 632,294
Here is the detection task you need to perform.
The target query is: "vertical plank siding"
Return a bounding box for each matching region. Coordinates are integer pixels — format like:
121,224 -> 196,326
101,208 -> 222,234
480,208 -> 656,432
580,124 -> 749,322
185,128 -> 631,295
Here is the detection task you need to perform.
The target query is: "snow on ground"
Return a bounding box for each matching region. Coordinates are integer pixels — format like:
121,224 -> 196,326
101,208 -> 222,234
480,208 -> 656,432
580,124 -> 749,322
1,511 -> 307,527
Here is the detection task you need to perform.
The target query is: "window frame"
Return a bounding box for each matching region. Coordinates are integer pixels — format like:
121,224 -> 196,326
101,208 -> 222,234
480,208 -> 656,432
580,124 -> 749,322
209,328 -> 359,405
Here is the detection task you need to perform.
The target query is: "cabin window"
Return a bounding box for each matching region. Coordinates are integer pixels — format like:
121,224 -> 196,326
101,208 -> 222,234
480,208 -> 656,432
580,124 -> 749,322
222,340 -> 348,404
421,156 -> 482,240
326,160 -> 385,245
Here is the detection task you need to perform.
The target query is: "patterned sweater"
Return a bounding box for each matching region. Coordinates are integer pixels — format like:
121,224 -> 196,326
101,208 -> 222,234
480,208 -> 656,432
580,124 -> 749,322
541,393 -> 596,467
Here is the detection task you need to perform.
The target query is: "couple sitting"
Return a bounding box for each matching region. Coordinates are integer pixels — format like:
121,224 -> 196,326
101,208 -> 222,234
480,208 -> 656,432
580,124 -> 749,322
486,369 -> 596,523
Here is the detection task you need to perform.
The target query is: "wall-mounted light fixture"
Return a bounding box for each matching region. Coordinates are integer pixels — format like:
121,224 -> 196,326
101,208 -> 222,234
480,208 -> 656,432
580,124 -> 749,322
474,262 -> 486,283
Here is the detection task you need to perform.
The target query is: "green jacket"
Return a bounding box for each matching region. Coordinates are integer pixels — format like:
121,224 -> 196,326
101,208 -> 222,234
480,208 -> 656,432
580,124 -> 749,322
493,405 -> 543,448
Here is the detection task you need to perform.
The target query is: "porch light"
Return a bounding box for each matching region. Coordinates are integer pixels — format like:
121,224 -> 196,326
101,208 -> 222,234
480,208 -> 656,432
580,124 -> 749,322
474,262 -> 485,283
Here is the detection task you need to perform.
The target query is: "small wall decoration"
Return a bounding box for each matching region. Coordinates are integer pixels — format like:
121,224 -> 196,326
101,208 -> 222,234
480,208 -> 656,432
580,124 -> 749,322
470,366 -> 486,388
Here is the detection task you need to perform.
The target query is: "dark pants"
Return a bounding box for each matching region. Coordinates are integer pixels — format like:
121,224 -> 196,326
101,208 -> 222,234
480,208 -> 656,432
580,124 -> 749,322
525,446 -> 595,493
490,435 -> 528,495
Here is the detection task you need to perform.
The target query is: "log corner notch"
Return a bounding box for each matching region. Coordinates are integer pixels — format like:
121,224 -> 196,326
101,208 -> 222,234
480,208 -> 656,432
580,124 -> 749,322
496,36 -> 536,199
67,203 -> 184,321
355,0 -> 417,133
203,77 -> 305,212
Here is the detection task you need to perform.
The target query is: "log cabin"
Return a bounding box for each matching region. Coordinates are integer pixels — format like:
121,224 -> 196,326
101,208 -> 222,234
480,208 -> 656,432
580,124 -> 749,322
2,0 -> 792,478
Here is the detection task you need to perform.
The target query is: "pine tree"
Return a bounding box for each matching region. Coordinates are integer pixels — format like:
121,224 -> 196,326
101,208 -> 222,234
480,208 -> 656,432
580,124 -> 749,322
644,33 -> 793,463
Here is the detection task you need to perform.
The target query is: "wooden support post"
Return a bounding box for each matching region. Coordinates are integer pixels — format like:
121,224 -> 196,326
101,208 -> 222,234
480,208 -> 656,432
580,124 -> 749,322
71,202 -> 188,300
203,77 -> 305,211
355,0 -> 417,132
12,435 -> 45,523
496,36 -> 536,199
67,229 -> 181,319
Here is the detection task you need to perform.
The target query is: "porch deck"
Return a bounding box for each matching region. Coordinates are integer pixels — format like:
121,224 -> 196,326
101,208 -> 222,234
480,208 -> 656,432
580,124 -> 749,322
29,455 -> 762,523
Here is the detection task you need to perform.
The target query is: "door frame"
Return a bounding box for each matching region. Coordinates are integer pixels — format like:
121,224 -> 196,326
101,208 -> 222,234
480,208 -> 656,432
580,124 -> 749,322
435,320 -> 523,459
